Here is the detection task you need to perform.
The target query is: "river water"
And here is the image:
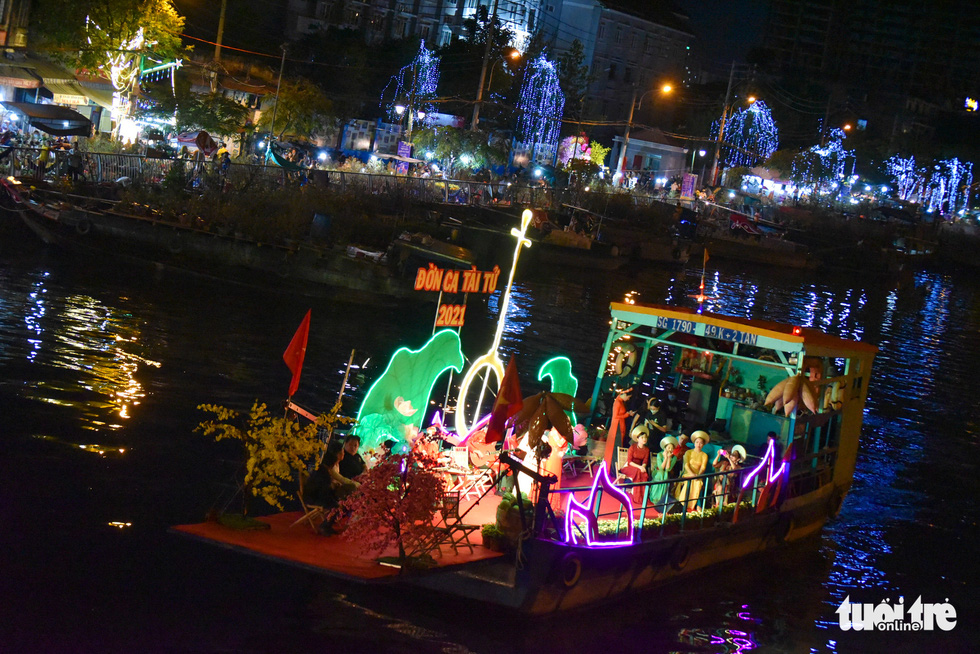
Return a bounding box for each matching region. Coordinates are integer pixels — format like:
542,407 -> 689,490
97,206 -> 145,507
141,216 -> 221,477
0,226 -> 977,653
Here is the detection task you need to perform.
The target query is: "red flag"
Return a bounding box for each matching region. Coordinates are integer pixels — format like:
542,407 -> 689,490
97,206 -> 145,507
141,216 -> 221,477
283,309 -> 311,397
485,356 -> 523,444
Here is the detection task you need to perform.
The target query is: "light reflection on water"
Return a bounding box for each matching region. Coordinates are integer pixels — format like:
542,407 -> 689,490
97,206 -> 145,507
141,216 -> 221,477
0,271 -> 159,433
0,244 -> 977,652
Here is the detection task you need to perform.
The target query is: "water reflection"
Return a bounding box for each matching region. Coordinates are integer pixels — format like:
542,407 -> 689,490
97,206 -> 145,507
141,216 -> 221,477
4,283 -> 161,431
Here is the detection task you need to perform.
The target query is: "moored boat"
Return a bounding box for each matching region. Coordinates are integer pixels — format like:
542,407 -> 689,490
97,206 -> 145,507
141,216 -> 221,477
0,177 -> 442,301
697,202 -> 816,269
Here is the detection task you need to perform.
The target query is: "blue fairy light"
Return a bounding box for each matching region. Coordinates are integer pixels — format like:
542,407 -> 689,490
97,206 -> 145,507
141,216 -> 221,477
516,54 -> 565,164
712,100 -> 778,168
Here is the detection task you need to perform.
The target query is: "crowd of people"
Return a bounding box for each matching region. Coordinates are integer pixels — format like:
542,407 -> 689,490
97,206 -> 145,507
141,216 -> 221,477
605,384 -> 749,514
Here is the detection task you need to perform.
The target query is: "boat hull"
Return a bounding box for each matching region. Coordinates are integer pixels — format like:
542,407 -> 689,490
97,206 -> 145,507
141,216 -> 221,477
13,191 -> 420,301
410,482 -> 838,614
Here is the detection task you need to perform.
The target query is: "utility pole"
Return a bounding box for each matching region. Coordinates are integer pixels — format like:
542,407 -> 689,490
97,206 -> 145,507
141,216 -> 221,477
215,0 -> 228,62
471,0 -> 500,130
615,85 -> 638,184
268,44 -> 287,147
709,61 -> 735,186
406,62 -> 418,142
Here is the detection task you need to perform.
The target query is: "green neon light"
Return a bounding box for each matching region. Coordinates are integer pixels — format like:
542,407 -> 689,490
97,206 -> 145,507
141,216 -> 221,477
355,329 -> 464,451
538,356 -> 579,421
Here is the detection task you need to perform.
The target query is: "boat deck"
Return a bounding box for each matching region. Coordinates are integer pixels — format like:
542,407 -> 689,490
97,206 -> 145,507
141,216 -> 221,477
172,466 -> 628,582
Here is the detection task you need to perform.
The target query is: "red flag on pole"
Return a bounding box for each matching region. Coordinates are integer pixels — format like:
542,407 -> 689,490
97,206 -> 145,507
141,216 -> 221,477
485,356 -> 523,444
283,309 -> 311,397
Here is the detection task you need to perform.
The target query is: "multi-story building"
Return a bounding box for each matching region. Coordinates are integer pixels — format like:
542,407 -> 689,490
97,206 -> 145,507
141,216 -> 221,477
538,1 -> 693,121
765,0 -> 980,119
285,0 -> 542,48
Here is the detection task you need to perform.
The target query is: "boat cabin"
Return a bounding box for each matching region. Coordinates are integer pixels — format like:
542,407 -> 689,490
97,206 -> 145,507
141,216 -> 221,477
588,302 -> 877,490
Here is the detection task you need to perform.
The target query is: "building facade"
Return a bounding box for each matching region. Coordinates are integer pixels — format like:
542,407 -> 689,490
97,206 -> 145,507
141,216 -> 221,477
285,0 -> 542,47
538,0 -> 693,120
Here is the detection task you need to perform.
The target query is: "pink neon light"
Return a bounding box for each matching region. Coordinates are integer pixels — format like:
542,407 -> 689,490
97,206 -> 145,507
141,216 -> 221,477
741,438 -> 787,490
457,412 -> 491,445
563,462 -> 635,548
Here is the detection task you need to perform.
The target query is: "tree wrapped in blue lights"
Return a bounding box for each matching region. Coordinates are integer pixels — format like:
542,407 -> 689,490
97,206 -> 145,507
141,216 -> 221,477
516,54 -> 565,165
885,155 -> 973,215
791,128 -> 854,196
922,158 -> 973,215
381,40 -> 440,125
712,100 -> 778,168
885,155 -> 920,201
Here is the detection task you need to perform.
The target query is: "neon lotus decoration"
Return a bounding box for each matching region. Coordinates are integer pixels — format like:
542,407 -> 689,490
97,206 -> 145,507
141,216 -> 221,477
741,437 -> 787,490
564,462 -> 634,548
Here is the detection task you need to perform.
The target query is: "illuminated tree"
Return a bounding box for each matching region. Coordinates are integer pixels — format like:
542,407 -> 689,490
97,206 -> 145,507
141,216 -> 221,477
380,40 -> 440,125
791,128 -> 854,195
413,126 -> 505,178
884,154 -> 921,201
516,54 -> 565,164
32,0 -> 184,121
712,100 -> 779,168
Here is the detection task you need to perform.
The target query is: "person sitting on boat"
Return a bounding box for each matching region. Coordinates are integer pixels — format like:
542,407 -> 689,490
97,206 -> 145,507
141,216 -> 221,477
338,435 -> 367,480
669,430 -> 691,478
307,442 -> 358,535
619,427 -> 652,505
711,444 -> 746,509
675,431 -> 710,512
651,435 -> 678,510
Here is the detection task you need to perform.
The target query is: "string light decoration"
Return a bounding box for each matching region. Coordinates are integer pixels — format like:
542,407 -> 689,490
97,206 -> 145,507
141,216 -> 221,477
516,55 -> 565,164
885,154 -> 920,201
922,158 -> 973,215
712,100 -> 778,168
380,40 -> 440,125
792,128 -> 854,195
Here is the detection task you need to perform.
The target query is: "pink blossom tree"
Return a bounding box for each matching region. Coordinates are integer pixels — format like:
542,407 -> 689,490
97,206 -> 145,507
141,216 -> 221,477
331,443 -> 443,561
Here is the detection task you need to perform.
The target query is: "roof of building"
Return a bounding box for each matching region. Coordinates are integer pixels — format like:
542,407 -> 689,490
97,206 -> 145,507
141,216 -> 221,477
600,0 -> 693,35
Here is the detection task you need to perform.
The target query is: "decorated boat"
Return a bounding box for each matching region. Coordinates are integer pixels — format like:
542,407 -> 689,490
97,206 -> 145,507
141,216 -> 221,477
174,210 -> 876,614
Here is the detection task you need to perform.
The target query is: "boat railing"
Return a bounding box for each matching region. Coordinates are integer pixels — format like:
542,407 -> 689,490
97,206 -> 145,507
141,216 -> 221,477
551,463 -> 780,544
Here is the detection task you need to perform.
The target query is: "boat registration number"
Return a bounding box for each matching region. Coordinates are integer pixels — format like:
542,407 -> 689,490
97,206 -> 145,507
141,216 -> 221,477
656,316 -> 759,346
436,304 -> 467,327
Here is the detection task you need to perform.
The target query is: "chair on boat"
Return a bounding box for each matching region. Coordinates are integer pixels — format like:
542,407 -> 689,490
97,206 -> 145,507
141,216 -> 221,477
290,470 -> 329,532
615,446 -> 630,482
412,490 -> 480,557
449,446 -> 493,501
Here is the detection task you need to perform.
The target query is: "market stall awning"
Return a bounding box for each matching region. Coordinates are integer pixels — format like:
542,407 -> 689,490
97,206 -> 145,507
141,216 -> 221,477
0,101 -> 92,136
0,65 -> 40,89
377,153 -> 425,164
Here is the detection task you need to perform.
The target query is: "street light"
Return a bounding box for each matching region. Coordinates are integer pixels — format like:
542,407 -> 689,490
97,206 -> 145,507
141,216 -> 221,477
487,49 -> 521,95
615,82 -> 673,184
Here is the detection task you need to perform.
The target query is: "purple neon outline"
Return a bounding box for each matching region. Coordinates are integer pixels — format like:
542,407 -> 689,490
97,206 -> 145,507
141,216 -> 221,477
563,461 -> 635,548
457,412 -> 491,445
740,438 -> 787,490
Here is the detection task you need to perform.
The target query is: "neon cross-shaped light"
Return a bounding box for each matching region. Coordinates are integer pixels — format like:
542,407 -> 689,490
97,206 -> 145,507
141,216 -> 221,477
454,210 -> 533,437
741,437 -> 787,490
564,462 -> 634,548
